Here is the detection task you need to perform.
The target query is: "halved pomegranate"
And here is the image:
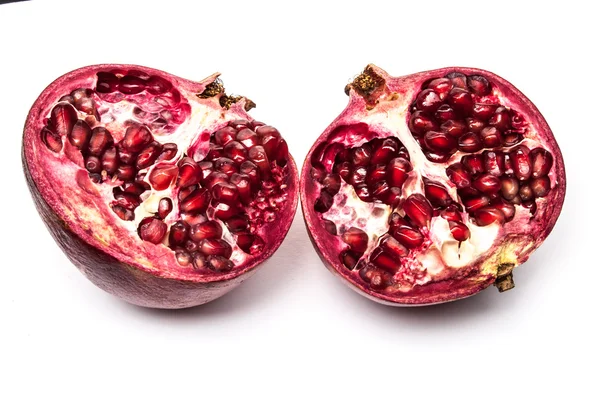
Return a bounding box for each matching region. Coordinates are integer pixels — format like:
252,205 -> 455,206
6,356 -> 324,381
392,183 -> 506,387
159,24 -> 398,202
301,65 -> 565,305
22,64 -> 298,309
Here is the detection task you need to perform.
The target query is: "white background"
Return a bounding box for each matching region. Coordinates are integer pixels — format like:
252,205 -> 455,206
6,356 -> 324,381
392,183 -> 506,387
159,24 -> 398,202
0,0 -> 598,399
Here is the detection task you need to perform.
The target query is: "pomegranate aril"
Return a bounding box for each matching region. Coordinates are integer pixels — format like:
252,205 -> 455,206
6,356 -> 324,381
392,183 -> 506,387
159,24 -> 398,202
473,174 -> 501,194
389,212 -> 411,232
274,138 -> 289,166
149,165 -> 178,190
229,173 -> 252,204
88,127 -> 113,156
204,171 -> 229,190
117,147 -> 136,165
248,145 -> 270,177
229,119 -> 250,129
114,191 -> 141,210
169,221 -> 189,247
371,138 -> 399,165
121,125 -> 152,153
472,103 -> 496,120
157,198 -> 173,219
180,188 -> 209,214
409,111 -> 438,135
350,166 -> 368,186
225,215 -> 249,232
530,148 -> 554,178
519,183 -> 534,202
510,145 -> 532,181
49,103 -> 77,137
446,163 -> 471,189
366,165 -> 387,185
157,143 -> 178,162
473,207 -> 505,226
119,75 -> 146,94
391,226 -> 424,249
386,157 -> 412,187
101,146 -> 119,174
207,143 -> 224,160
458,132 -> 483,153
340,250 -> 360,270
449,221 -> 470,241
404,194 -> 433,228
446,72 -> 467,89
446,88 -> 473,115
122,182 -> 147,196
215,126 -> 237,146
491,199 -> 516,222
201,239 -> 233,258
41,127 -> 62,153
68,120 -> 91,149
212,182 -> 239,204
424,131 -> 457,153
489,107 -> 511,131
424,181 -> 452,208
116,165 -> 136,181
224,141 -> 248,164
503,132 -> 522,147
138,217 -> 167,244
441,206 -> 462,222
531,176 -> 551,198
370,248 -> 399,273
415,89 -> 442,113
341,227 -> 368,253
215,157 -> 239,177
146,75 -> 172,95
213,202 -> 240,220
500,176 -> 519,200
462,154 -> 485,175
466,118 -> 486,133
175,251 -> 191,267
355,185 -> 373,202
467,75 -> 491,95
427,77 -> 453,97
441,120 -> 468,138
435,104 -> 458,121
464,196 -> 490,213
380,235 -> 408,258
190,221 -> 222,242
351,144 -> 372,166
483,151 -> 505,177
480,126 -> 502,147
177,157 -> 202,187
96,72 -> 118,93
458,186 -> 480,199
322,174 -> 341,195
207,256 -> 234,273
136,142 -> 162,169
185,240 -> 199,253
314,190 -> 334,213
111,205 -> 134,221
261,133 -> 281,159
239,161 -> 260,186
85,156 -> 102,173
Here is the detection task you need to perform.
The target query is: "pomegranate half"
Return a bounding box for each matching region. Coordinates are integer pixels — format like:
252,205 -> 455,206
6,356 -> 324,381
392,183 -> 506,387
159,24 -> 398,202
22,64 -> 298,309
301,65 -> 565,305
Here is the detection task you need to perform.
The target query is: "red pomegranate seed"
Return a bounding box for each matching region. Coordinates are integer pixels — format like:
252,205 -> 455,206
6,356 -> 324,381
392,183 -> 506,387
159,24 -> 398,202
214,157 -> 238,177
334,161 -> 352,182
168,221 -> 189,247
509,145 -> 532,181
473,174 -> 501,194
503,132 -> 522,147
467,75 -> 491,95
225,215 -> 249,232
489,107 -> 511,131
366,164 -> 387,185
114,191 -> 141,210
529,148 -> 554,178
117,147 -> 136,165
248,145 -> 270,177
435,104 -> 458,121
458,186 -> 480,199
464,196 -> 491,213
207,256 -> 234,272
351,144 -> 372,166
230,173 -> 252,204
388,212 -> 411,232
174,251 -> 191,266
146,75 -> 172,95
446,163 -> 471,189
446,72 -> 467,89
118,75 -> 146,94
85,155 -> 102,173
380,235 -> 408,258
96,72 -> 118,93
207,143 -> 224,160
121,125 -> 152,152
88,127 -> 113,156
531,176 -> 551,197
214,126 -> 237,146
440,120 -> 468,138
155,143 -> 177,162
449,221 -> 470,241
205,171 -> 230,190
404,194 -> 433,228
116,165 -> 136,181
229,119 -> 250,129
138,217 -> 167,244
339,250 -> 360,270
68,120 -> 91,149
391,226 -> 424,249
157,198 -> 173,219
235,232 -> 256,253
177,157 -> 202,188
201,239 -> 233,258
341,227 -> 368,253
466,118 -> 486,133
415,89 -> 442,112
440,206 -> 462,222
224,141 -> 248,164
186,240 -> 199,253
519,183 -> 534,202
462,154 -> 485,175
322,174 -> 342,195
49,103 -> 77,137
235,128 -> 259,148
424,131 -> 457,153
180,188 -> 209,214
323,219 -> 337,235
386,157 -> 412,187
350,166 -> 368,186
446,88 -> 473,115
482,151 -> 505,177
111,205 -> 134,221
424,180 -> 452,208
371,138 -> 399,164
458,132 -> 483,153
471,103 -> 497,120
122,182 -> 147,196
500,176 -> 519,200
427,77 -> 453,99
409,111 -> 438,135
370,248 -> 399,273
371,180 -> 390,199
136,142 -> 162,169
190,221 -> 222,242
491,198 -> 516,222
189,253 -> 206,270
148,165 -> 178,190
101,146 -> 119,174
212,182 -> 239,204
239,160 -> 259,186
473,207 -> 505,226
41,127 -> 62,153
212,202 -> 239,221
274,138 -> 289,166
261,133 -> 281,159
480,126 -> 502,147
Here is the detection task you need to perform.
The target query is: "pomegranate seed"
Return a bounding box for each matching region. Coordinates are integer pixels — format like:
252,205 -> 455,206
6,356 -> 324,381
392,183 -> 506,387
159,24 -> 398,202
206,256 -> 234,272
261,134 -> 281,159
489,107 -> 511,131
446,163 -> 471,189
371,180 -> 390,199
440,206 -> 462,222
386,157 -> 412,187
111,205 -> 134,221
68,120 -> 91,149
96,72 -> 118,93
471,103 -> 497,120
118,75 -> 146,94
225,215 -> 249,232
370,248 -> 399,273
458,132 -> 483,153
446,88 -> 473,115
529,148 -> 554,178
371,138 -> 399,164
351,144 -> 372,166
473,207 -> 505,226
355,185 -> 373,202
464,196 -> 491,213
177,157 -> 202,187
480,126 -> 502,147
462,154 -> 485,175
435,104 -> 458,121
239,161 -> 260,186
174,251 -> 191,266
136,142 -> 162,169
235,232 -> 257,253
88,127 -> 113,156
415,89 -> 443,113
334,161 -> 352,182
230,173 -> 252,204
391,226 -> 424,249
144,75 -> 171,95
466,118 -> 486,133
248,145 -> 270,177
314,190 -> 333,212
519,183 -> 534,202
204,171 -> 229,190
190,221 -> 222,242
207,143 -> 224,160
310,164 -> 326,183
366,165 -> 387,185
473,174 -> 501,194
200,239 -> 233,258
121,125 -> 152,152
49,103 -> 77,137
380,235 -> 408,258
340,250 -> 360,270
118,147 -> 136,165
113,190 -> 141,210
215,126 -> 237,146
191,253 -> 207,270
440,120 -> 468,138
424,180 -> 452,208
180,188 -> 209,214
531,176 -> 551,197
274,138 -> 289,166
389,212 -> 411,232
409,111 -> 438,135
424,131 -> 457,153
491,198 -> 516,222
446,72 -> 467,89
212,182 -> 239,204
185,240 -> 199,252
85,155 -> 102,173
427,77 -> 453,99
169,221 -> 189,247
341,227 -> 368,253
116,165 -> 136,181
449,221 -> 470,241
321,174 -> 341,195
404,194 -> 433,228
138,217 -> 167,244
224,141 -> 248,164
322,219 -> 337,235
350,166 -> 368,186
213,202 -> 240,220
122,182 -> 147,196
500,176 -> 519,200
157,143 -> 178,162
102,146 -> 119,174
157,198 -> 173,219
148,165 -> 178,190
509,145 -> 532,181
41,127 -> 62,153
482,151 -> 505,176
467,75 -> 491,95
458,186 -> 480,199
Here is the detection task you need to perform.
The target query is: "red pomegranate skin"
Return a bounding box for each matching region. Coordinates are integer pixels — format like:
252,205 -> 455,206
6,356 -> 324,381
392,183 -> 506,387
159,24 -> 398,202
301,65 -> 565,306
23,64 -> 298,309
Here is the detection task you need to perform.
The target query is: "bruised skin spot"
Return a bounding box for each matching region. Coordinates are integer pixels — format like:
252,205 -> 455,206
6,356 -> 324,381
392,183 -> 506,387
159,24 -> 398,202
301,65 -> 565,305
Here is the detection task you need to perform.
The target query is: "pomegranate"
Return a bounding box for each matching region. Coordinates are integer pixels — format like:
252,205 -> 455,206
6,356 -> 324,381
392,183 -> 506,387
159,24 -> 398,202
301,65 -> 565,305
22,64 -> 298,309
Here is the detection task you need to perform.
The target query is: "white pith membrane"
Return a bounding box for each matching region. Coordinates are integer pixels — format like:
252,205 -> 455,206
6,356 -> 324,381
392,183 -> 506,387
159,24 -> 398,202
30,69 -> 293,281
311,70 -> 559,297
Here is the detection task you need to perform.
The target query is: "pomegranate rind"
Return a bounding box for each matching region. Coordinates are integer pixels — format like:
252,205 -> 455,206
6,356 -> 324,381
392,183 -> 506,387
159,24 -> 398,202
301,65 -> 565,306
22,64 -> 299,309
